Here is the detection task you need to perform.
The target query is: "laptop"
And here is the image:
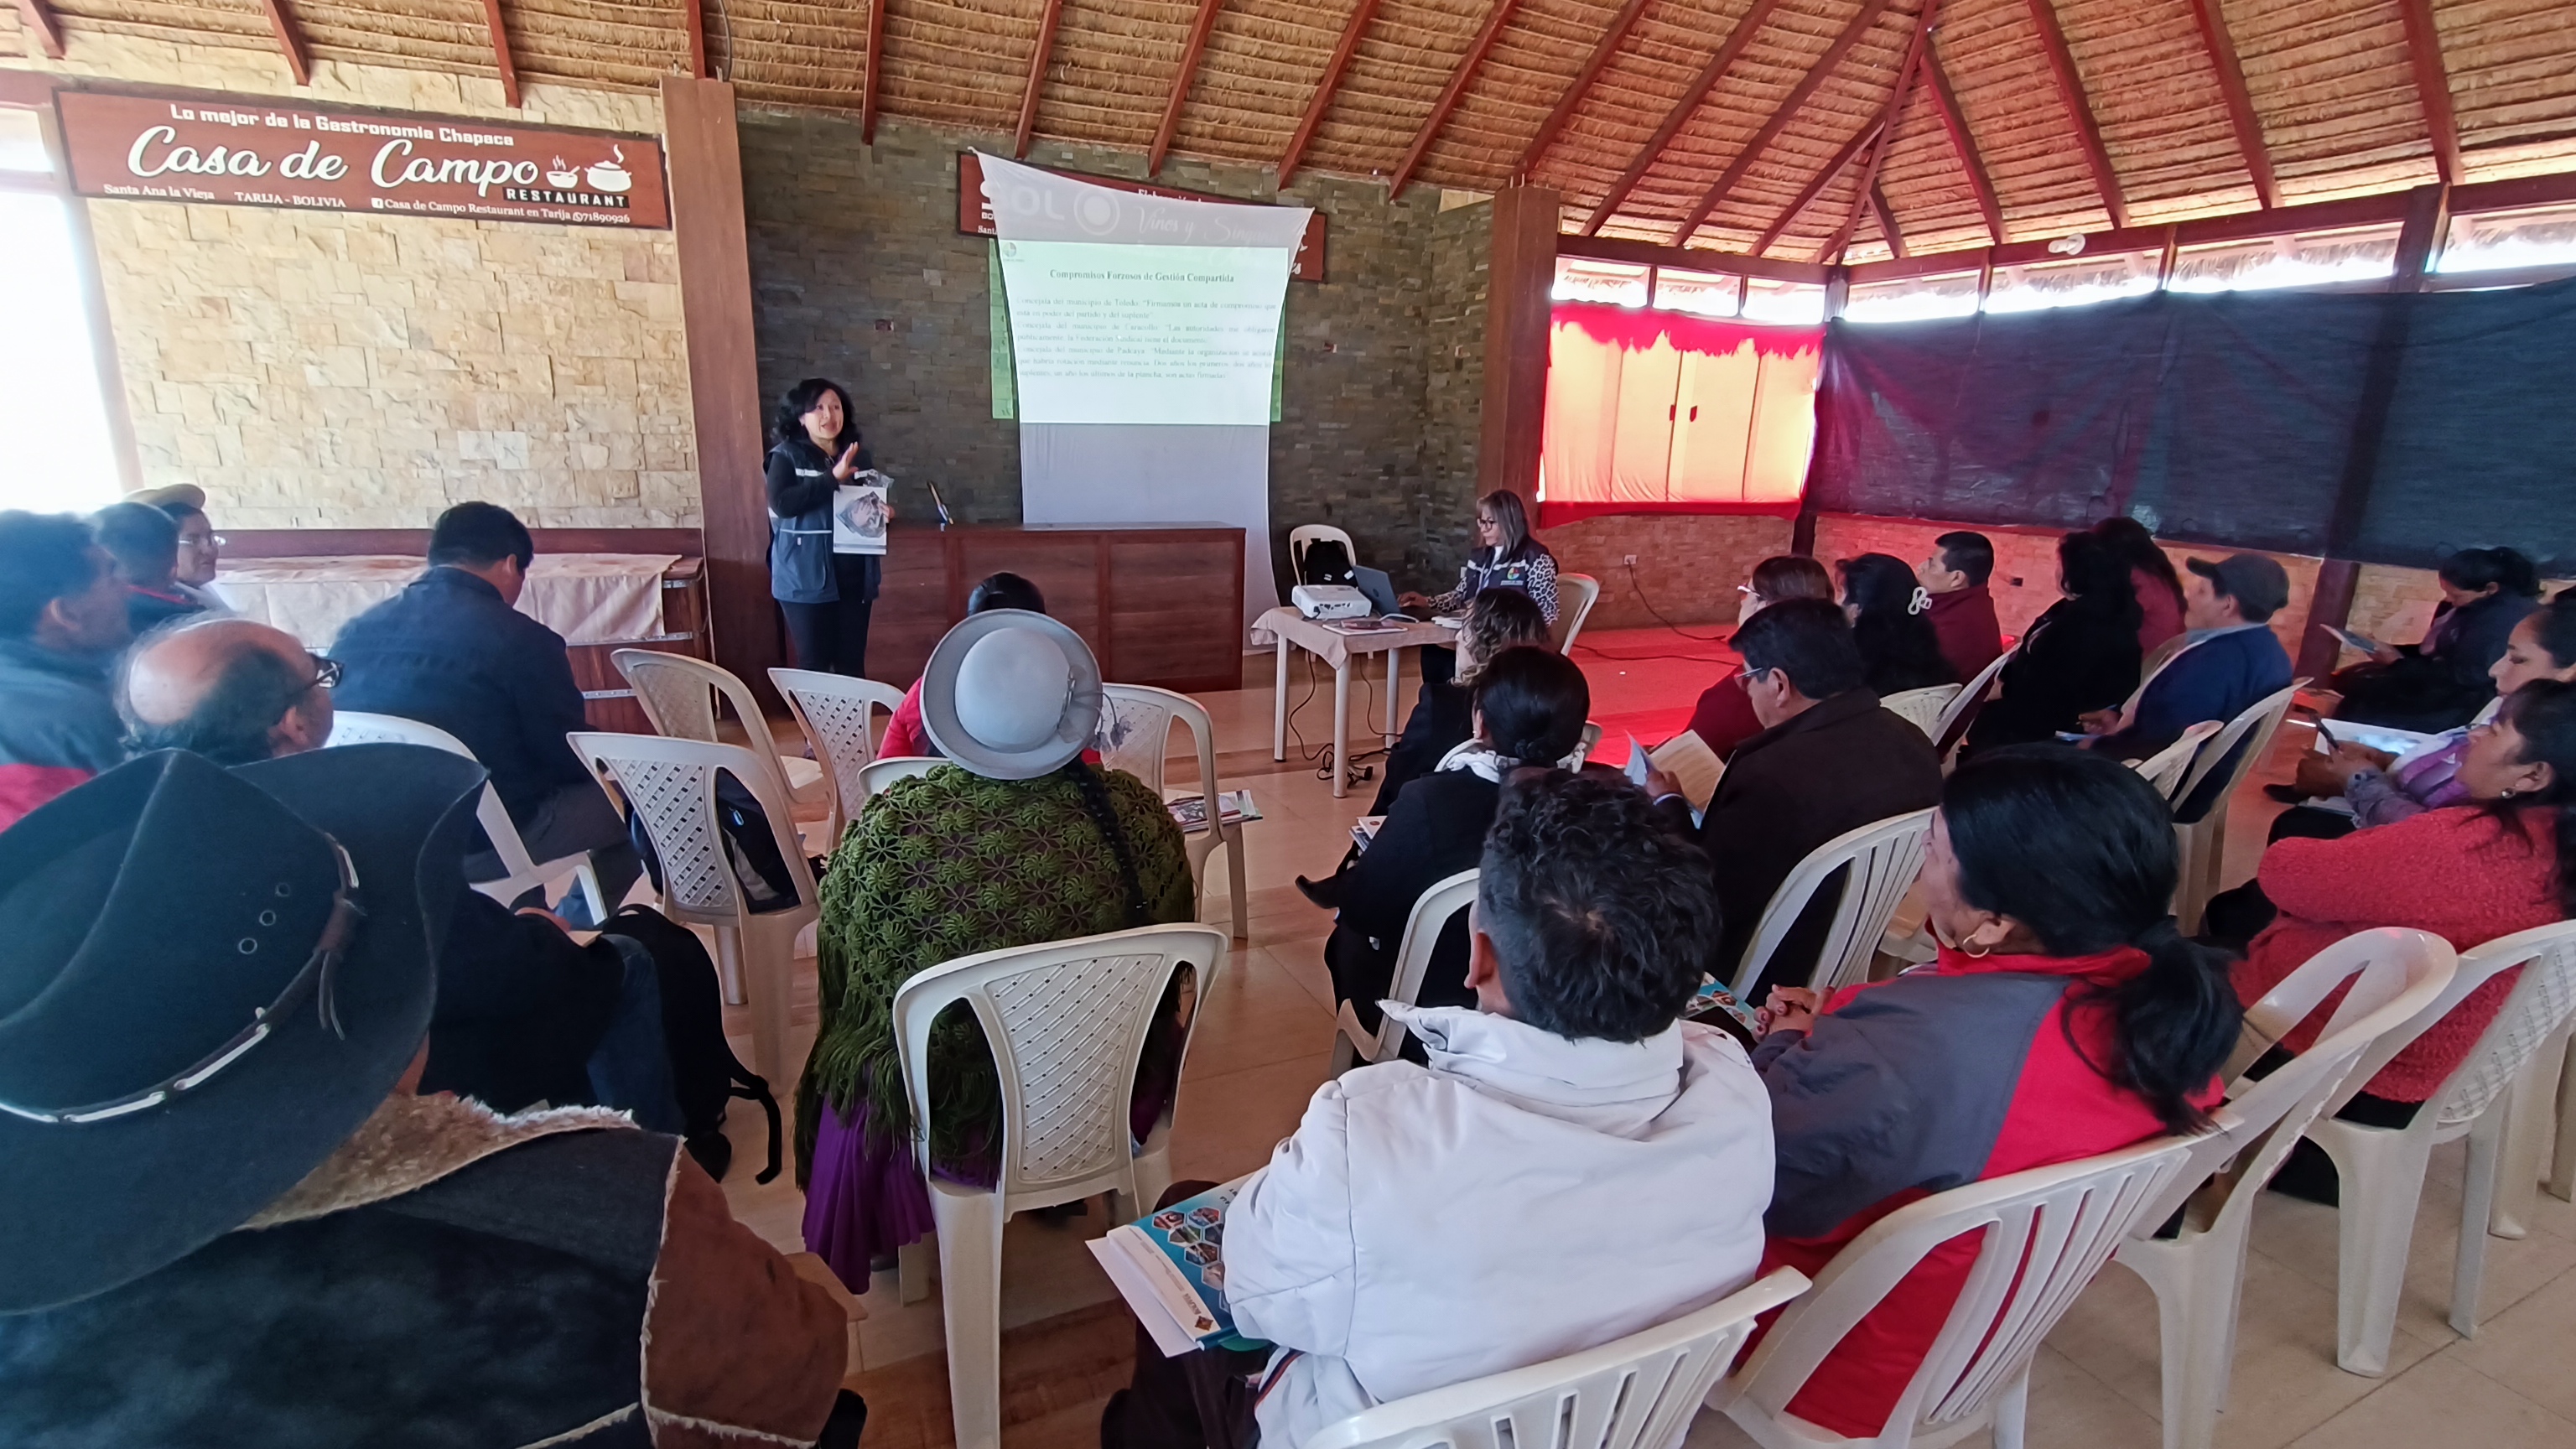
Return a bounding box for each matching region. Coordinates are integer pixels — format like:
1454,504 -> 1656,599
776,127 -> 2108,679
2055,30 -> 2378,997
1351,565 -> 1402,617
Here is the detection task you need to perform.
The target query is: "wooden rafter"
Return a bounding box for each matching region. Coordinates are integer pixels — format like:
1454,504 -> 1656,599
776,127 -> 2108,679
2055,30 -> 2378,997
2021,0 -> 2124,227
13,0 -> 63,60
1868,182 -> 1907,258
2397,0 -> 2463,185
478,0 -> 521,106
2185,0 -> 2277,207
681,0 -> 708,79
1148,0 -> 1225,175
1665,0 -> 1895,246
1514,0 -> 1651,183
1750,119 -> 1881,255
1279,0 -> 1383,185
257,0 -> 311,84
1015,0 -> 1067,158
1919,36 -> 2002,243
1578,0 -> 1786,236
1388,0 -> 1522,196
861,0 -> 888,142
1827,0 -> 1935,262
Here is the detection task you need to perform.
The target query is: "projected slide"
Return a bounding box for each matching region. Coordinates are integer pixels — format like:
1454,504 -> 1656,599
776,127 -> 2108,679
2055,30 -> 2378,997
997,240 -> 1290,425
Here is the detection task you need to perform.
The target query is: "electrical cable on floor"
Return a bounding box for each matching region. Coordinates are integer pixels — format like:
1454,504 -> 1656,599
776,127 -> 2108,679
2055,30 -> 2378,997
1280,652 -> 1383,789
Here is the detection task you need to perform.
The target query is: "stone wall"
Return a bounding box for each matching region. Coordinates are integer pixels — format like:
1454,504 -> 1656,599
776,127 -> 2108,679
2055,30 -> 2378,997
735,113 -> 1492,596
16,37 -> 694,530
1541,513 -> 1795,631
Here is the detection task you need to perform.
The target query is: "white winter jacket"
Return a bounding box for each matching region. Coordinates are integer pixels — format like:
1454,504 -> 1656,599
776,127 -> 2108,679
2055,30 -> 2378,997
1223,1004 -> 1774,1449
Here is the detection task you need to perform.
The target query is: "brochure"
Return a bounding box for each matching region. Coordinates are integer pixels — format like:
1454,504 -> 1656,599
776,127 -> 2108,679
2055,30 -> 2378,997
830,471 -> 891,555
1087,1177 -> 1270,1358
1167,790 -> 1262,834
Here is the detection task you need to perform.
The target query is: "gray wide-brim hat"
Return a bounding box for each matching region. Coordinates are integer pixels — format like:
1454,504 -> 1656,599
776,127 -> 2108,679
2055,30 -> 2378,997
919,609 -> 1104,780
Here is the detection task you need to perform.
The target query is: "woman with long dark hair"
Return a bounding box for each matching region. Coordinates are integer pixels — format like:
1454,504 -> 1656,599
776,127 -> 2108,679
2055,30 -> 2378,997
2331,546 -> 2544,733
1400,490 -> 1561,687
2094,516 -> 2185,655
1680,554 -> 1835,762
1963,531 -> 2145,752
766,377 -> 883,676
1748,745 -> 2240,1440
1836,552 -> 1955,697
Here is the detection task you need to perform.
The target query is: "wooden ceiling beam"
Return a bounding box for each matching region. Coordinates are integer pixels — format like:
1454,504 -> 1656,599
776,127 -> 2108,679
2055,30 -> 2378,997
478,0 -> 521,106
1279,0 -> 1382,185
861,0 -> 888,142
2396,0 -> 2462,185
1577,0 -> 1785,236
1919,35 -> 2002,244
1015,0 -> 1067,158
1665,0 -> 1895,246
1388,0 -> 1522,196
1867,180 -> 1907,258
257,0 -> 311,85
1148,0 -> 1224,175
1826,0 -> 1935,262
1750,119 -> 1881,255
2185,0 -> 2277,207
13,0 -> 64,60
1514,0 -> 1651,184
681,0 -> 708,79
2021,0 -> 2124,227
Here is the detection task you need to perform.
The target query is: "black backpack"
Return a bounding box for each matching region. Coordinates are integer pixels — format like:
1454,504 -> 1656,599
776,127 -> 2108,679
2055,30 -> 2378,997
595,904 -> 785,1184
1299,538 -> 1357,587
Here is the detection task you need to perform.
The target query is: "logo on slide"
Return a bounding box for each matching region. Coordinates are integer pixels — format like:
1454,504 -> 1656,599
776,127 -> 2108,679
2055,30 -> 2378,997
1076,190 -> 1119,235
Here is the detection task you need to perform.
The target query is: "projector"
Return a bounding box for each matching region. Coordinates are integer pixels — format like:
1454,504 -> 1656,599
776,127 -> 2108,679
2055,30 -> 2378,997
1291,584 -> 1374,621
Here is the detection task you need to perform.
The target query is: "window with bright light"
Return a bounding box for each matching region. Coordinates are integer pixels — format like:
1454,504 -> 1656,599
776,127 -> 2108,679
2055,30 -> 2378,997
2167,225 -> 2400,293
1552,257 -> 1649,307
1653,267 -> 1741,318
1984,252 -> 2160,313
0,106 -> 123,514
1845,271 -> 1982,324
1741,276 -> 1828,325
2440,205 -> 2576,274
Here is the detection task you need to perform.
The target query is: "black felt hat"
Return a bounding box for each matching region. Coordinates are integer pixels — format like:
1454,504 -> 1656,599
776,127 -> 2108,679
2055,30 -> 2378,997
0,745 -> 484,1313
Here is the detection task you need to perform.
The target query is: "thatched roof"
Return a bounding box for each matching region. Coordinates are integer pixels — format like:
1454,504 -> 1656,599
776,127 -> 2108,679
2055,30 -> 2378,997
18,0 -> 2576,263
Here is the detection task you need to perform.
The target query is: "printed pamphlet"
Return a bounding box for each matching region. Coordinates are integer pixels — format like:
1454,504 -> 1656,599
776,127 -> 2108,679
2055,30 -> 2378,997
1087,1177 -> 1270,1358
831,472 -> 891,555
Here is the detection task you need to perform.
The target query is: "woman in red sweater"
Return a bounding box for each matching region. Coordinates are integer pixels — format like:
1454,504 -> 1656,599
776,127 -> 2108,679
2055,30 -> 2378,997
1683,555 -> 1834,761
2233,678 -> 2576,1184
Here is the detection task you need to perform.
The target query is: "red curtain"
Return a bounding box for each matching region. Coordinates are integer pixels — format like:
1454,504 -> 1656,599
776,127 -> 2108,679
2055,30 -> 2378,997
1538,304 -> 1824,527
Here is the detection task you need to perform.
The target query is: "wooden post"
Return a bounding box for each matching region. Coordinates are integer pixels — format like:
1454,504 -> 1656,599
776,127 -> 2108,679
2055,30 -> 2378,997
661,76 -> 782,708
1478,186 -> 1560,512
1794,267 -> 1852,556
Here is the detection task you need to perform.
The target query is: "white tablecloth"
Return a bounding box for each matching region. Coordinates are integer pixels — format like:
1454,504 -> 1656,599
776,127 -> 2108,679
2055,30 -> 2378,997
1249,606 -> 1456,669
212,553 -> 682,649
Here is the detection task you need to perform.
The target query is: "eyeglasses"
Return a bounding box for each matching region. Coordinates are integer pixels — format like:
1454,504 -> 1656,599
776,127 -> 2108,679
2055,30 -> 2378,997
307,655 -> 343,691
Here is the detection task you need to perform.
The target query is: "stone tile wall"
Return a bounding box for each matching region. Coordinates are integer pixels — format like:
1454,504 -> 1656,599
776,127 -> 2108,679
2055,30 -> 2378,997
19,37 -> 693,529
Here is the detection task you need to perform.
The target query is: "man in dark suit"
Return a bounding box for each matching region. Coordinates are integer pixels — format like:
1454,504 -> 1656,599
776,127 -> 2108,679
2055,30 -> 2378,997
1649,600 -> 1943,999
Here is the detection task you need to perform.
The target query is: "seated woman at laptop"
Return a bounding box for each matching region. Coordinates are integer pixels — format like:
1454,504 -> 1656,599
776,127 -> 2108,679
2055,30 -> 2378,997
1398,490 -> 1559,686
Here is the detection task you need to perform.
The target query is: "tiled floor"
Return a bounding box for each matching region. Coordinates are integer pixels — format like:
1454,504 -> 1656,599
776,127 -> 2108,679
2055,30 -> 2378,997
695,634 -> 2576,1449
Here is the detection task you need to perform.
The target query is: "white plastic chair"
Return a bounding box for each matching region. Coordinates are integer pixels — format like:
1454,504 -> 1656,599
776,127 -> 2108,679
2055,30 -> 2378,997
1330,868 -> 1478,1075
860,755 -> 944,801
893,922 -> 1229,1449
2169,683 -> 2303,933
1879,684 -> 1961,740
1566,719 -> 1604,769
769,667 -> 906,848
2112,927 -> 2459,1449
2305,917 -> 2576,1374
1553,572 -> 1602,652
1098,684 -> 1250,940
1930,649 -> 2012,764
2130,720 -> 2225,805
1289,523 -> 1358,579
1306,1268 -> 1812,1449
327,711 -> 606,922
568,732 -> 818,1090
1730,809 -> 1936,999
612,649 -> 830,829
1709,1134 -> 2195,1449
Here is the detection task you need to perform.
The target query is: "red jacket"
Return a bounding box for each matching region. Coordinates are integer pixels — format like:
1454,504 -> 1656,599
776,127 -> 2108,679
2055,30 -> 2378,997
1685,671 -> 1765,761
879,678 -> 932,758
1924,585 -> 2004,684
1752,944 -> 2215,1437
2233,805 -> 2560,1102
2132,567 -> 2184,655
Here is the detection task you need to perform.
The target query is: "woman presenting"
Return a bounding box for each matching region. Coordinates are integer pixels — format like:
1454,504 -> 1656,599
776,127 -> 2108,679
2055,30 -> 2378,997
766,377 -> 882,676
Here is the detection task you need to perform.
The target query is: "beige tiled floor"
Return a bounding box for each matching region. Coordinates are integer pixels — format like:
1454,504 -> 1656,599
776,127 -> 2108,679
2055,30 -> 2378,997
702,651 -> 2576,1449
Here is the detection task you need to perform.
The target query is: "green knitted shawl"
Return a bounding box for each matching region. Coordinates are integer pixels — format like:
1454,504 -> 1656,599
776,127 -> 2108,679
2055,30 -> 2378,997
795,763 -> 1196,1176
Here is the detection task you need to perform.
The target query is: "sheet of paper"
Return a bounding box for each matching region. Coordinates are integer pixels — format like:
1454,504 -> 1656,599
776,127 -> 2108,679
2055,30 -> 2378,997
832,474 -> 891,554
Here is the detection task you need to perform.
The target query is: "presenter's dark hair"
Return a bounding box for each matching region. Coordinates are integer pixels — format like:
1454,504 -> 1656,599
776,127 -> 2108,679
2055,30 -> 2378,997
1469,646 -> 1590,766
771,377 -> 859,454
1839,552 -> 1955,692
427,502 -> 535,570
1935,531 -> 1996,587
1732,598 -> 1865,701
1478,490 -> 1531,557
1478,769 -> 1716,1042
92,502 -> 179,584
1749,554 -> 1832,606
2059,531 -> 2143,631
2092,517 -> 2183,605
1942,745 -> 2242,1133
968,572 -> 1046,615
2441,547 -> 2542,600
0,512 -> 106,639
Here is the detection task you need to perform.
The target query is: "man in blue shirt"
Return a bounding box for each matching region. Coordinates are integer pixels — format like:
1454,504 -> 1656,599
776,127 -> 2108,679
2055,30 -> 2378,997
2087,551 -> 2295,818
331,503 -> 641,917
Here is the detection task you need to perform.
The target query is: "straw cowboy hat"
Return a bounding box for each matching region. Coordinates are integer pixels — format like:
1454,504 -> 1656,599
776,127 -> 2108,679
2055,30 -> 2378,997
0,745 -> 485,1311
918,609 -> 1104,780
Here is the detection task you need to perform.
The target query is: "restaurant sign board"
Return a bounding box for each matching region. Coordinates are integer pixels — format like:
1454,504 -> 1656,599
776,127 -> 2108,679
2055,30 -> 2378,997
53,88 -> 669,229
